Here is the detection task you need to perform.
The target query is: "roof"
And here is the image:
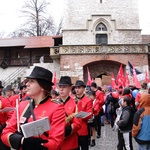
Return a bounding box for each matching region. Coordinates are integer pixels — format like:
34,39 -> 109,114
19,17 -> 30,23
0,36 -> 62,48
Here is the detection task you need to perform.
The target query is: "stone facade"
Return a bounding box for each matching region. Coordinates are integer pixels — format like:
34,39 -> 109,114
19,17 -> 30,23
50,0 -> 149,85
63,0 -> 142,45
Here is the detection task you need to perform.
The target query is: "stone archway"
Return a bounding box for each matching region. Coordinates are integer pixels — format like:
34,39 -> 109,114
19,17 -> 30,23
83,60 -> 126,86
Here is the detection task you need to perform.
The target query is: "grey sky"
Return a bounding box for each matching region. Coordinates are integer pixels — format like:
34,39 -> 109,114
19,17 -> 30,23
0,0 -> 149,35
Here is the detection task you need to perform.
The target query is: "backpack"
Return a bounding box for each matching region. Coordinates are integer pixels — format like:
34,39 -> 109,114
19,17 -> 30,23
107,102 -> 115,114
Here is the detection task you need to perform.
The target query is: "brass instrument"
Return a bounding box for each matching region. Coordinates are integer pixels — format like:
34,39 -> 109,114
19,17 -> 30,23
65,98 -> 79,124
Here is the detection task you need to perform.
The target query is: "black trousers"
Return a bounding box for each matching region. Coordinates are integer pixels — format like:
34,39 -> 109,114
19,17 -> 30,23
117,130 -> 126,150
117,130 -> 133,150
110,113 -> 117,128
95,113 -> 101,136
77,135 -> 89,150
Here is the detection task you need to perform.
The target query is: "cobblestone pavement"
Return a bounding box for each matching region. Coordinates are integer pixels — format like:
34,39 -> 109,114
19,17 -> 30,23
89,124 -> 138,150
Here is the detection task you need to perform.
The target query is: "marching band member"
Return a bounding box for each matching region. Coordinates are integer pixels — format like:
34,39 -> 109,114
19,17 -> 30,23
74,80 -> 93,150
58,76 -> 82,150
2,66 -> 66,150
0,81 -> 13,150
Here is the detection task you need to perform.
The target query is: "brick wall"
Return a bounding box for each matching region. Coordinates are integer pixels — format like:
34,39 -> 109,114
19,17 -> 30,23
60,53 -> 148,82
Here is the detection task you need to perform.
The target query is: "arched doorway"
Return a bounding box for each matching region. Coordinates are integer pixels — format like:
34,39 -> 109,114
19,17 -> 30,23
83,60 -> 126,86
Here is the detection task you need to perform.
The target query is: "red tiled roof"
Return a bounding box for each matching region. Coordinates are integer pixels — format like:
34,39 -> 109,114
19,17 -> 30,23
0,36 -> 62,48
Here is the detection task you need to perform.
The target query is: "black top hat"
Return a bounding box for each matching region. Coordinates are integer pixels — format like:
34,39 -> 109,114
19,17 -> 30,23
58,76 -> 73,86
74,80 -> 86,88
26,66 -> 54,85
0,81 -> 3,88
5,85 -> 13,91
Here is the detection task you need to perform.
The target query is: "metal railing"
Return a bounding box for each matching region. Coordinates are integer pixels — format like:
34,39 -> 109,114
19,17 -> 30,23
3,67 -> 28,87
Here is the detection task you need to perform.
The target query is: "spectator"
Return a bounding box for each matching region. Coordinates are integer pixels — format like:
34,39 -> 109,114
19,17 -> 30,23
132,92 -> 150,150
116,96 -> 135,150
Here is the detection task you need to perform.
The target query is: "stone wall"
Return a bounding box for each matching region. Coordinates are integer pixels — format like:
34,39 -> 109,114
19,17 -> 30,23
63,0 -> 139,29
63,0 -> 142,45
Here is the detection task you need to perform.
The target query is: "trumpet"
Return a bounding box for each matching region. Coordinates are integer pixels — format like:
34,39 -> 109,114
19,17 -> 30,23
65,102 -> 78,124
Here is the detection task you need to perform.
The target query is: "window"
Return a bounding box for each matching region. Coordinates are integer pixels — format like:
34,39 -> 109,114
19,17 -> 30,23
94,22 -> 108,44
100,0 -> 102,3
96,34 -> 108,44
96,22 -> 107,31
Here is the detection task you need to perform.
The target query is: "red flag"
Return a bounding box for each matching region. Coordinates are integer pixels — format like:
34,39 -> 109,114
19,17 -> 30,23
133,67 -> 141,88
111,72 -> 116,88
52,71 -> 57,90
87,67 -> 92,86
145,70 -> 149,83
116,64 -> 125,87
125,72 -> 130,87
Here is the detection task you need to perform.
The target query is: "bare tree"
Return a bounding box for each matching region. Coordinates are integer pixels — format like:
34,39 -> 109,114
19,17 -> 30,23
56,18 -> 63,35
10,0 -> 56,37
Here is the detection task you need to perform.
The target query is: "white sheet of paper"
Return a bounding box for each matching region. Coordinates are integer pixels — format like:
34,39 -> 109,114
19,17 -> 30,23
20,117 -> 50,138
74,111 -> 91,118
0,107 -> 16,112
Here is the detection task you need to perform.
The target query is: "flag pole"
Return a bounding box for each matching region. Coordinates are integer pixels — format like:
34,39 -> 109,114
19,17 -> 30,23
16,99 -> 20,132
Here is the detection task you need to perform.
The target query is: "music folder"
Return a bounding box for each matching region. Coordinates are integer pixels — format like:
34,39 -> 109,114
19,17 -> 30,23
20,117 -> 50,138
74,111 -> 91,118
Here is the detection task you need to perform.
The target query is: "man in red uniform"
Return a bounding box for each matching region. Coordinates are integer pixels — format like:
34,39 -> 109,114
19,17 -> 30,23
91,82 -> 105,138
9,84 -> 28,107
4,85 -> 14,98
58,76 -> 82,150
74,80 -> 93,150
2,66 -> 66,150
0,81 -> 13,150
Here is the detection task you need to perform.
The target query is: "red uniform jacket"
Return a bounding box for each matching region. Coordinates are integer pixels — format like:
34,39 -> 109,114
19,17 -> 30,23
9,93 -> 28,107
95,90 -> 105,111
2,97 -> 66,150
0,97 -> 14,138
0,97 -> 13,124
93,99 -> 100,116
61,96 -> 81,150
77,95 -> 93,136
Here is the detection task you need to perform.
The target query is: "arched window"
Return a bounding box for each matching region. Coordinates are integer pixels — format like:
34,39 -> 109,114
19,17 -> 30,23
96,22 -> 107,31
95,22 -> 108,44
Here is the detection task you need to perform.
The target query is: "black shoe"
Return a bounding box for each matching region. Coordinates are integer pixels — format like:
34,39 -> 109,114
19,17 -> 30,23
101,123 -> 104,126
97,134 -> 101,139
90,139 -> 95,147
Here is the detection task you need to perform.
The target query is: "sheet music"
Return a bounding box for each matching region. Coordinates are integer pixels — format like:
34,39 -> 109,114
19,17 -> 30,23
20,117 -> 50,138
0,107 -> 16,112
74,111 -> 91,118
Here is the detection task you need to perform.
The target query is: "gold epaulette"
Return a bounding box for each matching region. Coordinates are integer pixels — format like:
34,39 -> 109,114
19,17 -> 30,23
51,99 -> 62,104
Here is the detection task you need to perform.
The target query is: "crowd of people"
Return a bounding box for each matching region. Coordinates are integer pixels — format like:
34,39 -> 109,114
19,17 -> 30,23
0,66 -> 150,150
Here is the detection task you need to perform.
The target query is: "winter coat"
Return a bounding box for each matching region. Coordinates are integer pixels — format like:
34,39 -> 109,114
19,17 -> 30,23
117,106 -> 135,133
132,93 -> 150,144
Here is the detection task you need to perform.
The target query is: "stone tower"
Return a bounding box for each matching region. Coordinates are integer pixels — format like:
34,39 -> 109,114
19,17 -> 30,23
63,0 -> 142,45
